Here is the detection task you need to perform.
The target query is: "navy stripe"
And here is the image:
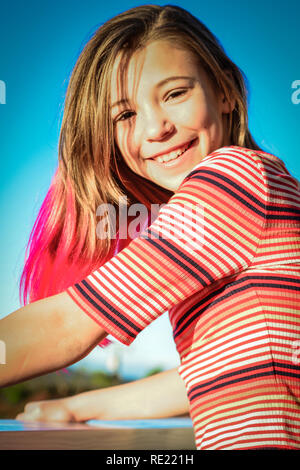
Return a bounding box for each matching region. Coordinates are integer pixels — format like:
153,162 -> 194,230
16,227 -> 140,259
241,274 -> 300,284
265,206 -> 300,215
74,281 -> 140,336
266,214 -> 300,221
182,169 -> 266,216
174,281 -> 256,339
236,281 -> 300,291
188,362 -> 300,400
189,370 -> 300,401
140,229 -> 213,284
173,283 -> 229,337
173,275 -> 300,338
184,168 -> 300,219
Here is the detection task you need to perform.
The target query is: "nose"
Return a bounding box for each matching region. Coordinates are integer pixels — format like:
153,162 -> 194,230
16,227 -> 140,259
141,107 -> 175,142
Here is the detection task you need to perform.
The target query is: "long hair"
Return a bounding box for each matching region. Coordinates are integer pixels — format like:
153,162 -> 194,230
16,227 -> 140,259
19,4 -> 262,307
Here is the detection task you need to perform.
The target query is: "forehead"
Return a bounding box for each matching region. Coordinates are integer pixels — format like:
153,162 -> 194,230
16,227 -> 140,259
110,40 -> 200,101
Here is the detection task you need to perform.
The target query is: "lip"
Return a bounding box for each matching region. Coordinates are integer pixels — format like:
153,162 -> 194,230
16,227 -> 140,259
145,139 -> 196,160
148,138 -> 198,168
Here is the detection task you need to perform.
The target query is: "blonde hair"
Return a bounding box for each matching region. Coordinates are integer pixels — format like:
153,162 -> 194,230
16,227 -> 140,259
20,4 -> 262,304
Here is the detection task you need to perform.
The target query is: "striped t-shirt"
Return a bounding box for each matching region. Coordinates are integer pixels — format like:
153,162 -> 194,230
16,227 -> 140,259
66,145 -> 300,450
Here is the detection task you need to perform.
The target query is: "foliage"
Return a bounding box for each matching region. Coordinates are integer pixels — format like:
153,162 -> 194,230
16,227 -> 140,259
0,367 -> 124,419
144,367 -> 163,377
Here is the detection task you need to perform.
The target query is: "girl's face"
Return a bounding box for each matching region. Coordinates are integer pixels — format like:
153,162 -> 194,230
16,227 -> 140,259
111,40 -> 233,192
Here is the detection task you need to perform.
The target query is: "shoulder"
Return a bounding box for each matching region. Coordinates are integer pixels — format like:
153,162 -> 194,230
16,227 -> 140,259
177,146 -> 269,193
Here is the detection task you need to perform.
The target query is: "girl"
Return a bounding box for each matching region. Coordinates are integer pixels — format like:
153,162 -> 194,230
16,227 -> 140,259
1,4 -> 300,450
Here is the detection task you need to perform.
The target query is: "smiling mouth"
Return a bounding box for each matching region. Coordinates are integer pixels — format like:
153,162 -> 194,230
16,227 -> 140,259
149,139 -> 196,164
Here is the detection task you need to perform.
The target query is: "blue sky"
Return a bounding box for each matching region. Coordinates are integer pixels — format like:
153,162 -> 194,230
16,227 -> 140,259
0,0 -> 299,378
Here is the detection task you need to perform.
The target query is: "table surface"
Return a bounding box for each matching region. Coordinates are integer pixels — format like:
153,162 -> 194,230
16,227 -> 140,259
0,418 -> 196,450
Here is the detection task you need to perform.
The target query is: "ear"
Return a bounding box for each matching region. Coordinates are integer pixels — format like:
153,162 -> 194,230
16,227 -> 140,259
220,70 -> 236,114
221,94 -> 236,114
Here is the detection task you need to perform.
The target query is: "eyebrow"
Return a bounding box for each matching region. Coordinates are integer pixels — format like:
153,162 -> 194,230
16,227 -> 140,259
111,76 -> 195,109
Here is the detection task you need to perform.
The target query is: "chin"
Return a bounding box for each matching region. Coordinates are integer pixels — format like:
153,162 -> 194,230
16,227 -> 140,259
154,175 -> 184,191
153,181 -> 177,192
165,179 -> 185,193
167,184 -> 180,192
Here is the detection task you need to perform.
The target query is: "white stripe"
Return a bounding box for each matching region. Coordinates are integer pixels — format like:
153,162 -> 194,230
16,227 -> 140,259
254,251 -> 300,262
91,258 -> 168,323
265,183 -> 300,202
200,433 -> 295,450
204,425 -> 294,448
181,343 -> 299,388
206,159 -> 265,194
88,271 -> 150,326
180,333 -> 299,386
192,396 -> 299,426
154,201 -> 252,273
180,318 -> 270,365
184,351 -> 272,388
203,410 -> 300,436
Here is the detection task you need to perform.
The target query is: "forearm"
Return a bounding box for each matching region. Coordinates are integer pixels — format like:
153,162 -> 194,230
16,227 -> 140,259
0,292 -> 107,388
64,367 -> 190,422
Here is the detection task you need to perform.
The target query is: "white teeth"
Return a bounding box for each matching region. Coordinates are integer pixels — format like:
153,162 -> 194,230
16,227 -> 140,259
154,143 -> 190,163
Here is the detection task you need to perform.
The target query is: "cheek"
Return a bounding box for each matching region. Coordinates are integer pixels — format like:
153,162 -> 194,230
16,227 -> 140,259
116,127 -> 133,160
176,99 -> 211,130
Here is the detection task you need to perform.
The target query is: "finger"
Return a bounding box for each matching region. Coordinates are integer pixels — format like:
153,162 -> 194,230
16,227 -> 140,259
24,402 -> 41,413
20,408 -> 42,422
15,413 -> 37,422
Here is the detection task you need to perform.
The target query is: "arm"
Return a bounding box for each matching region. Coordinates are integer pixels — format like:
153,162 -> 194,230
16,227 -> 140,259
16,367 -> 190,422
0,291 -> 107,388
66,367 -> 190,421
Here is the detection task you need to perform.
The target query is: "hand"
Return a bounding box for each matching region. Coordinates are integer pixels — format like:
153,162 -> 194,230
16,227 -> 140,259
15,398 -> 76,423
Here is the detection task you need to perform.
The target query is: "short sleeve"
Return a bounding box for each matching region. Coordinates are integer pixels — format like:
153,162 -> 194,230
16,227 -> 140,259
65,146 -> 267,345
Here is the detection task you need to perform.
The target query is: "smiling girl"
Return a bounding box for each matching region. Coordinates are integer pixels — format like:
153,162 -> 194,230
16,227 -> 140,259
110,40 -> 233,191
1,5 -> 300,450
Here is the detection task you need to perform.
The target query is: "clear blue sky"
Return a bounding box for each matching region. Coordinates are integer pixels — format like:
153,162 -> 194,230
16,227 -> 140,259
0,0 -> 299,378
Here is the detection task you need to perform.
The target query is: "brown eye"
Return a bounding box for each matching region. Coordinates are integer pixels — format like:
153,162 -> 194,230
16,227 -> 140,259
166,89 -> 187,101
115,111 -> 135,123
